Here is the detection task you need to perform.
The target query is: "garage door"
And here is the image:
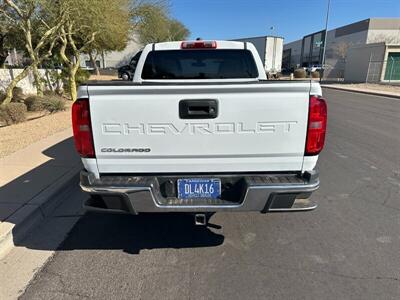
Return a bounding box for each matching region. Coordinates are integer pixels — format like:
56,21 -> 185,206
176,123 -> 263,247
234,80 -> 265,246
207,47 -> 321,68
384,52 -> 400,81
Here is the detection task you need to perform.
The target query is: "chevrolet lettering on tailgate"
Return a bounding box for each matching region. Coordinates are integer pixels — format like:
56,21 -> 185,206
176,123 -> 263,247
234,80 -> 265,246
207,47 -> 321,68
102,121 -> 298,135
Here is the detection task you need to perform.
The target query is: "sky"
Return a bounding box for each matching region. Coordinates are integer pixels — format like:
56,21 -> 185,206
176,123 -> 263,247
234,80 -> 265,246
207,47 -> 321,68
171,0 -> 400,43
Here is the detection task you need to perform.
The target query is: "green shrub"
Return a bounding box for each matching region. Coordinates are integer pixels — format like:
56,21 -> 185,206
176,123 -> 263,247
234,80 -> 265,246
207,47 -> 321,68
294,68 -> 307,78
24,95 -> 45,112
24,95 -> 66,113
0,107 -> 8,124
0,103 -> 27,125
0,106 -> 8,124
12,87 -> 25,102
44,87 -> 64,97
75,69 -> 91,85
7,103 -> 27,123
0,90 -> 5,103
1,88 -> 24,104
41,95 -> 66,113
43,90 -> 58,97
311,71 -> 320,79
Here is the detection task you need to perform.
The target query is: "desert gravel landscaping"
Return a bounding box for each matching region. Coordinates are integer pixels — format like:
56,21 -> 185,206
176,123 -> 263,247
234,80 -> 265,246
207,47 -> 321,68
89,74 -> 118,81
324,83 -> 400,96
339,83 -> 400,93
0,101 -> 72,158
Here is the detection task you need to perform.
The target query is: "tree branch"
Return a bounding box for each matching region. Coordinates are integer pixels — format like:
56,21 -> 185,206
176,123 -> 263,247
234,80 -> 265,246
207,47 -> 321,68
4,0 -> 24,19
33,25 -> 59,55
0,7 -> 16,24
59,25 -> 71,65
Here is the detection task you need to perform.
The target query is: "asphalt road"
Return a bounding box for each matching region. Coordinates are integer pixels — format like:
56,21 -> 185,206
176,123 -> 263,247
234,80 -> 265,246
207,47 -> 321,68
21,89 -> 400,300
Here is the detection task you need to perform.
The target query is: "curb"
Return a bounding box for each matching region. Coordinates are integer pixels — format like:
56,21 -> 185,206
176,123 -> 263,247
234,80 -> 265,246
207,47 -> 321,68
0,164 -> 81,259
322,85 -> 400,100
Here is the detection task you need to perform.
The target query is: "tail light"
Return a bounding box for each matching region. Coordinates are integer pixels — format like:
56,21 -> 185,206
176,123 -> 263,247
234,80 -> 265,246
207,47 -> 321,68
181,40 -> 217,49
305,95 -> 327,156
72,99 -> 95,158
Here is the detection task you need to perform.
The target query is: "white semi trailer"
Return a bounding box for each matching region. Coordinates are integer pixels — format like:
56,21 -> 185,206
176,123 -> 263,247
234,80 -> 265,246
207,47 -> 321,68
233,36 -> 284,79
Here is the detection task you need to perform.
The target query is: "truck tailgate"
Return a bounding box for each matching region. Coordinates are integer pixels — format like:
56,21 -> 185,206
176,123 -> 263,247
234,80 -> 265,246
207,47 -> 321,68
87,82 -> 311,173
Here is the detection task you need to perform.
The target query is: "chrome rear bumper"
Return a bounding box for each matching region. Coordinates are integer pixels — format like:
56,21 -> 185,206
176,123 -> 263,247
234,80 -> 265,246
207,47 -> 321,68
80,171 -> 319,214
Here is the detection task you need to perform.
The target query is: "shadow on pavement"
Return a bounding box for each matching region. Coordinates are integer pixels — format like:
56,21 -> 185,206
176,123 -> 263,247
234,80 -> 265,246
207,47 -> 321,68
0,137 -> 79,222
17,211 -> 225,255
58,212 -> 225,254
3,137 -> 224,254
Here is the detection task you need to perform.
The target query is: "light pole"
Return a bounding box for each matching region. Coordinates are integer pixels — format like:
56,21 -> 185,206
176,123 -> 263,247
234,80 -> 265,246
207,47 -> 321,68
269,26 -> 275,37
321,0 -> 331,80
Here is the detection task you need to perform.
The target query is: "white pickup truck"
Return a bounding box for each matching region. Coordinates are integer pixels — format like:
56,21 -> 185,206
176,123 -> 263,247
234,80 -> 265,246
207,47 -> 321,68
72,40 -> 327,224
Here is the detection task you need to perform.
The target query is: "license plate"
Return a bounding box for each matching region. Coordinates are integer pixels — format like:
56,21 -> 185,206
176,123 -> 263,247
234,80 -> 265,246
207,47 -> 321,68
177,178 -> 221,199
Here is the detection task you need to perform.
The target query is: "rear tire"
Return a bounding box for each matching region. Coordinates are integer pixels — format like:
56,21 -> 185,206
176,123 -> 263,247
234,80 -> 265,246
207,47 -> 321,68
121,72 -> 130,81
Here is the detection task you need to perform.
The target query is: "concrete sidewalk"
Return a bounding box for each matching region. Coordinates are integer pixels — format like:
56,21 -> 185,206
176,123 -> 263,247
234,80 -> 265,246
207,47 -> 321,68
0,128 -> 81,258
322,84 -> 400,99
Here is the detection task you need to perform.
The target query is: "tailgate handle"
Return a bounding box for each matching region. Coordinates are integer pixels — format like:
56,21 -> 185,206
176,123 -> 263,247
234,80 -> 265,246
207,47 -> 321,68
179,100 -> 218,119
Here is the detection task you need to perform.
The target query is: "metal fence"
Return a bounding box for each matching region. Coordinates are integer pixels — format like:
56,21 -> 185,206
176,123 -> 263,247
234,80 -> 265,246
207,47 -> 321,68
366,59 -> 400,83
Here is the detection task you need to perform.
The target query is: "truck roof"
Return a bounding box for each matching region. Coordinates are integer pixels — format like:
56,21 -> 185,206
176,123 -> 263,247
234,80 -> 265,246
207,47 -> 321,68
151,40 -> 249,51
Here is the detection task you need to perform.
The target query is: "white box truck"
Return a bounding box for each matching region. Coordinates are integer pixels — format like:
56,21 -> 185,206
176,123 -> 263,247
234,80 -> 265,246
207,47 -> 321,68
233,36 -> 283,79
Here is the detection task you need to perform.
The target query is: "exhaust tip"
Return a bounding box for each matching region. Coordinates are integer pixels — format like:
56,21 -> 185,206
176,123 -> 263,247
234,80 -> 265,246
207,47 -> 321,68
194,214 -> 207,226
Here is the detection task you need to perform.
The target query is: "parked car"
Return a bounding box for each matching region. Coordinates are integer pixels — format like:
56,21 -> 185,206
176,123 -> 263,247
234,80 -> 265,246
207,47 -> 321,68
72,40 -> 327,225
306,64 -> 325,74
80,66 -> 95,72
117,50 -> 143,81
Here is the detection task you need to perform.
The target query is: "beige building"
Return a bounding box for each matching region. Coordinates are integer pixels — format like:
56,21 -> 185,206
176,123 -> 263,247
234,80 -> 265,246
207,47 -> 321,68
80,34 -> 142,69
282,18 -> 400,81
345,43 -> 400,82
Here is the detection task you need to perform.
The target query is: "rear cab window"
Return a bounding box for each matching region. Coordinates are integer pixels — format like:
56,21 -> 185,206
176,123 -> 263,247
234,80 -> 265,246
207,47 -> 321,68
141,49 -> 259,79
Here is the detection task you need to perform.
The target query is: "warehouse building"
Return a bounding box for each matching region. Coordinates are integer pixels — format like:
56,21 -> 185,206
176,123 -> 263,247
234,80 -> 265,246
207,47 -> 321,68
345,42 -> 400,82
232,36 -> 284,78
282,18 -> 400,81
80,34 -> 142,69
